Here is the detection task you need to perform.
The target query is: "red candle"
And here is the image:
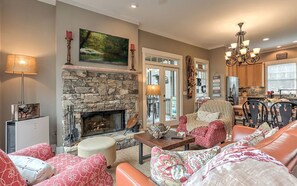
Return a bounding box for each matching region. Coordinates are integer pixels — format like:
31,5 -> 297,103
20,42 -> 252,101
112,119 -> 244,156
66,31 -> 72,40
130,44 -> 135,50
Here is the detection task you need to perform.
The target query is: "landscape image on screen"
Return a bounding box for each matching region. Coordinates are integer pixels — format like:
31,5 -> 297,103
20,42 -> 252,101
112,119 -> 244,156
79,28 -> 129,66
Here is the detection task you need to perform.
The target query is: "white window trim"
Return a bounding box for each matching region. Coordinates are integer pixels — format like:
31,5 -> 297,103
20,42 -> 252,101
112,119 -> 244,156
194,57 -> 209,110
142,48 -> 183,128
264,57 -> 297,95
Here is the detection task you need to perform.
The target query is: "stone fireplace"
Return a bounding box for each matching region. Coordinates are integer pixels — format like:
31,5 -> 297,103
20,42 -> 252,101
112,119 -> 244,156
61,66 -> 139,146
81,110 -> 125,137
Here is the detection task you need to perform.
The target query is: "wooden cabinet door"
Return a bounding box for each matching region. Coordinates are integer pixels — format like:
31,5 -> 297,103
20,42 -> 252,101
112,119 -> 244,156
226,65 -> 237,76
254,63 -> 263,87
237,65 -> 247,88
246,65 -> 254,87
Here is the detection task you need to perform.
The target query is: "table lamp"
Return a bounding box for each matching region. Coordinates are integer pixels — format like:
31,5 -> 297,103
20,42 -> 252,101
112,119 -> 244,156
5,54 -> 37,104
146,84 -> 161,125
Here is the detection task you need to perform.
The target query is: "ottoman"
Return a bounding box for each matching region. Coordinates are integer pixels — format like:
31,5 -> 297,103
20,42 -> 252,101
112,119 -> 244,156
78,136 -> 116,166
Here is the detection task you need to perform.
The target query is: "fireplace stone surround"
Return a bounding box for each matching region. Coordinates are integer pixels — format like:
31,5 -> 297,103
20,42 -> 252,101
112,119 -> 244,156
61,66 -> 139,147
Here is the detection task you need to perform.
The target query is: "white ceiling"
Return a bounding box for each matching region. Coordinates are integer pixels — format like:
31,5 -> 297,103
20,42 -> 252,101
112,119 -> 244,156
40,0 -> 297,51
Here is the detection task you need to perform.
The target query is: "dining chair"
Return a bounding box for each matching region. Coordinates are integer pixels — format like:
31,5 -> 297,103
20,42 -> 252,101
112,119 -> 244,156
242,100 -> 269,128
270,101 -> 297,128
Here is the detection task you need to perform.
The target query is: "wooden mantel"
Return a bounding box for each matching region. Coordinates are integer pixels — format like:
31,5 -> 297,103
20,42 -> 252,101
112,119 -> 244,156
62,65 -> 141,74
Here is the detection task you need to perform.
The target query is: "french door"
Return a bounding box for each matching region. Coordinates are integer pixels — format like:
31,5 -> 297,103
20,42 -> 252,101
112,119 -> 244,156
145,65 -> 180,126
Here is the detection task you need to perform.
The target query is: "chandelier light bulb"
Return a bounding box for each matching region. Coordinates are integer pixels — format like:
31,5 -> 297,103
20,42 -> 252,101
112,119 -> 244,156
250,52 -> 256,58
226,51 -> 232,57
225,56 -> 229,60
240,48 -> 247,55
253,48 -> 261,54
243,40 -> 250,47
231,43 -> 237,49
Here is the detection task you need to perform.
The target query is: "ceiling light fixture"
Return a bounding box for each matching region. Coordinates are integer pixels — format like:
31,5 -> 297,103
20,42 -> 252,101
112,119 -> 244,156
225,23 -> 261,66
277,46 -> 282,48
293,40 -> 297,43
130,3 -> 137,8
263,38 -> 270,41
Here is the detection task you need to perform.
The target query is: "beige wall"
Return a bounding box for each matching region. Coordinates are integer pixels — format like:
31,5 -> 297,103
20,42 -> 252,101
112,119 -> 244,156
55,2 -> 139,146
209,47 -> 226,100
0,0 -> 56,150
259,47 -> 297,62
138,30 -> 209,117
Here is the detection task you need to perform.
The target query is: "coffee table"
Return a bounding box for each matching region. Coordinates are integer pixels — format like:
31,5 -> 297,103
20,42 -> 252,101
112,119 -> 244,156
134,130 -> 195,164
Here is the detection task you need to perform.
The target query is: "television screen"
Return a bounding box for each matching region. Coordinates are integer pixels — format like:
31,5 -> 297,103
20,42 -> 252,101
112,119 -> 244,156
79,28 -> 129,66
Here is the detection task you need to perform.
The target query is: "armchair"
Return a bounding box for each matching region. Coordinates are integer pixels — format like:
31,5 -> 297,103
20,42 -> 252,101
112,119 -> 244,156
177,100 -> 234,148
0,143 -> 113,185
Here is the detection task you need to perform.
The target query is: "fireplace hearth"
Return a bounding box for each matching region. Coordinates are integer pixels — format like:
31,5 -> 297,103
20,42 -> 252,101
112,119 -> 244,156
81,110 -> 125,137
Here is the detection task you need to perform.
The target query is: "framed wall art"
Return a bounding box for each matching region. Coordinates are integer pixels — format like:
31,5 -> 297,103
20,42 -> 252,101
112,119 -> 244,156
79,28 -> 129,66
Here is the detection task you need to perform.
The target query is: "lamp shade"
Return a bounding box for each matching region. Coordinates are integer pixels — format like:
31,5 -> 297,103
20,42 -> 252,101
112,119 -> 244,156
146,85 -> 161,96
5,54 -> 37,75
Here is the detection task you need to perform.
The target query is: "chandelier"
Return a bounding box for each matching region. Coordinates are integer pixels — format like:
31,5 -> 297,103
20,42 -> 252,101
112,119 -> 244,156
225,22 -> 261,66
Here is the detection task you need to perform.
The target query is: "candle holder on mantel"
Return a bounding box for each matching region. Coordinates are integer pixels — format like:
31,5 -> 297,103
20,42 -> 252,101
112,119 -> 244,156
65,30 -> 73,65
130,44 -> 136,71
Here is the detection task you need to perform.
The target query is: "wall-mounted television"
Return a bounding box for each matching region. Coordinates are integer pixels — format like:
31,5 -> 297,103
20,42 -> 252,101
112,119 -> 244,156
79,28 -> 129,66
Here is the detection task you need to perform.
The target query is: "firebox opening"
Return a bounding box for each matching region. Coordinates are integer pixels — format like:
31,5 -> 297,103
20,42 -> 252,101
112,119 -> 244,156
81,110 -> 125,137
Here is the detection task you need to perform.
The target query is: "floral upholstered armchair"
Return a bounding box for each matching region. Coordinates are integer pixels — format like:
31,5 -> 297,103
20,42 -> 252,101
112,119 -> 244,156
0,143 -> 113,185
177,100 -> 234,148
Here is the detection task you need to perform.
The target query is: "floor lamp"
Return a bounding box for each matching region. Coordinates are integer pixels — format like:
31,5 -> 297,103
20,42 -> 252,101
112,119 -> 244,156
146,84 -> 161,125
5,54 -> 37,104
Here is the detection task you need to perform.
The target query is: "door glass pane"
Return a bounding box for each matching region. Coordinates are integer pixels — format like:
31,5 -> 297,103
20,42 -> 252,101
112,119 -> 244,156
146,68 -> 160,124
165,69 -> 177,121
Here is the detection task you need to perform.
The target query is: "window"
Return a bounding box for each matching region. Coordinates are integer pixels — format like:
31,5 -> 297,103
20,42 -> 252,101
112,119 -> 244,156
195,59 -> 209,99
145,55 -> 178,65
266,62 -> 297,95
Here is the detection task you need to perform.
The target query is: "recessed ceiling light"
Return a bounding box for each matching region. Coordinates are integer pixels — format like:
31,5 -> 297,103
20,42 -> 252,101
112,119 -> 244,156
293,40 -> 297,43
263,38 -> 270,41
277,46 -> 282,48
130,3 -> 138,8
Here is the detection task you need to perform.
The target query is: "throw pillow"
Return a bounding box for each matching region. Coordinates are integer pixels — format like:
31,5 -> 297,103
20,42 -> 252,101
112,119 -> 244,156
184,145 -> 297,185
241,129 -> 265,146
8,155 -> 55,185
196,111 -> 220,123
150,146 -> 221,185
221,139 -> 249,152
179,146 -> 221,175
265,127 -> 279,138
258,122 -> 271,133
257,122 -> 279,138
150,147 -> 187,186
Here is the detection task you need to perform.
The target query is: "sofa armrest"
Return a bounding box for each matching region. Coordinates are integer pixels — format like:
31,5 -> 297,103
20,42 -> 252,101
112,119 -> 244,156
232,125 -> 256,142
116,163 -> 156,186
36,154 -> 113,186
0,149 -> 26,186
10,143 -> 54,161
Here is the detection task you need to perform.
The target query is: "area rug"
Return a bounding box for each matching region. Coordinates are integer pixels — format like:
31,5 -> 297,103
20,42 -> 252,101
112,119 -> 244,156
106,145 -> 151,184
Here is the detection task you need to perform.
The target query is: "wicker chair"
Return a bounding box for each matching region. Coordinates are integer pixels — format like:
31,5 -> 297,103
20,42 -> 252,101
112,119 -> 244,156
177,100 -> 234,148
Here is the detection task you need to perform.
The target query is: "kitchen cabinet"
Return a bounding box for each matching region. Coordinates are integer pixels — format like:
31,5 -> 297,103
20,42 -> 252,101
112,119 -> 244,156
226,63 -> 264,87
247,63 -> 264,87
253,63 -> 264,87
237,65 -> 247,87
226,65 -> 237,76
